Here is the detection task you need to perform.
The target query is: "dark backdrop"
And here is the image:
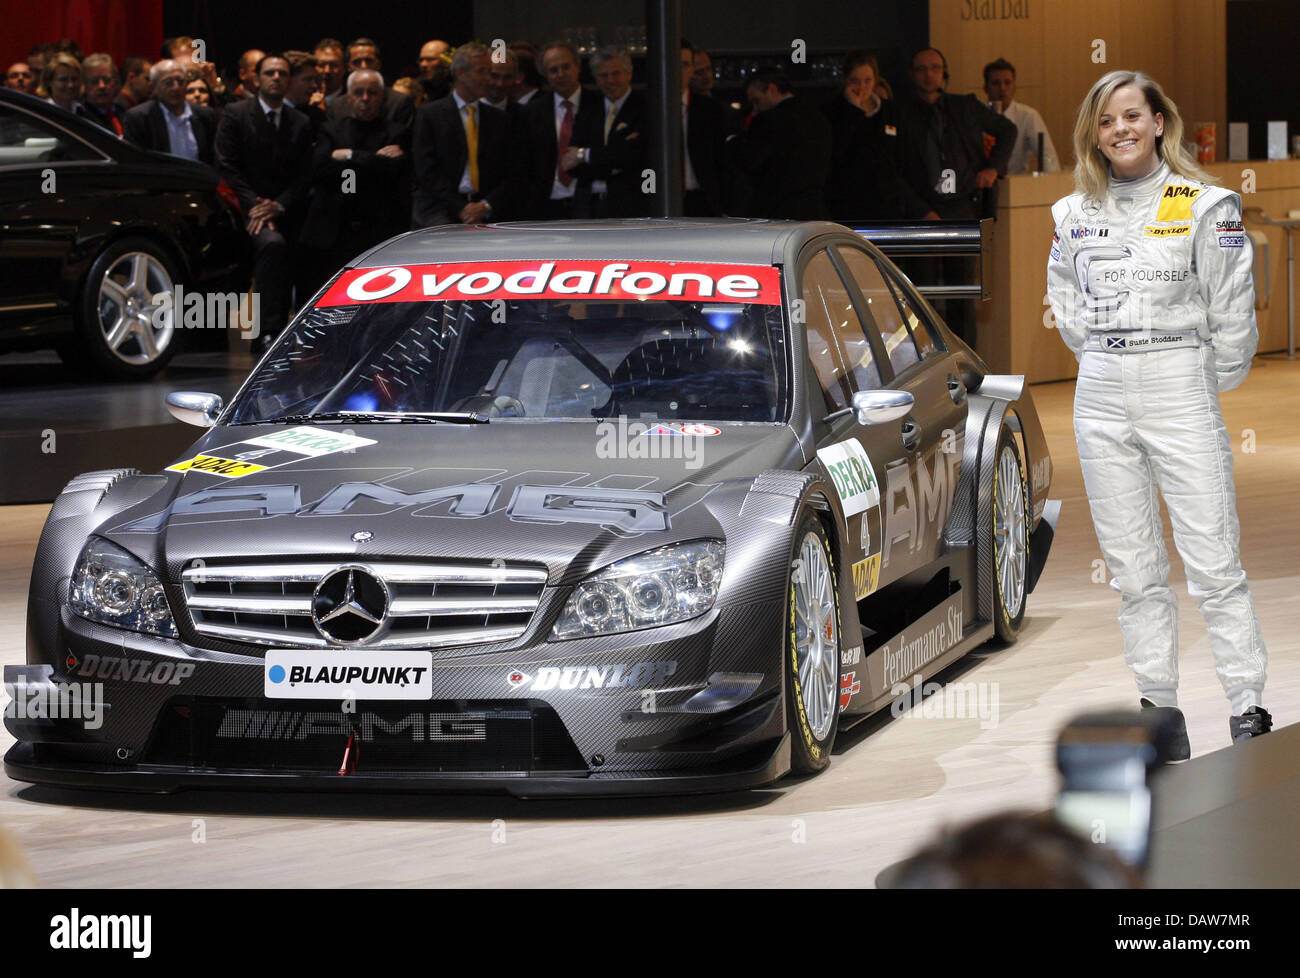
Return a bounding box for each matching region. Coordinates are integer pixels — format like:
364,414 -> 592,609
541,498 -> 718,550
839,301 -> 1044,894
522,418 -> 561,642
1227,0 -> 1298,159
163,0 -> 473,79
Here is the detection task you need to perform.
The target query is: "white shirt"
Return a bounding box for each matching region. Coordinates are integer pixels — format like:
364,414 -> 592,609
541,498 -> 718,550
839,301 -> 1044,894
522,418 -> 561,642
550,91 -> 580,200
257,95 -> 282,129
997,100 -> 1060,174
162,99 -> 200,161
592,90 -> 630,195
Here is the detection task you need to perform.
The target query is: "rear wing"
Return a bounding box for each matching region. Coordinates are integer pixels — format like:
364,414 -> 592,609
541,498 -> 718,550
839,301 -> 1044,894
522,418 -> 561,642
847,219 -> 993,301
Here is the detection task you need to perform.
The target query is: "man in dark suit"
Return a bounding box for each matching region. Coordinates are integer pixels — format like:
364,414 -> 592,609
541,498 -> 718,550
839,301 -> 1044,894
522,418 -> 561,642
214,54 -> 313,349
727,68 -> 831,219
284,50 -> 326,142
566,45 -> 649,218
522,42 -> 602,219
412,42 -> 516,227
80,54 -> 124,136
895,47 -> 1015,221
123,59 -> 217,163
327,38 -> 414,143
300,69 -> 410,294
680,40 -> 726,216
893,47 -> 1016,344
821,50 -> 914,220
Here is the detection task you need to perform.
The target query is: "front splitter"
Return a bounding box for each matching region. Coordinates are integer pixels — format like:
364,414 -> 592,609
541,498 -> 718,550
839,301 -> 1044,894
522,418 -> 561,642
3,735 -> 790,799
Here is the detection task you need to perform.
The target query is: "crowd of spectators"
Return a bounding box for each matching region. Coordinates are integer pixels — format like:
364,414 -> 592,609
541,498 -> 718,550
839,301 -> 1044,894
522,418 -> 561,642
4,34 -> 1060,345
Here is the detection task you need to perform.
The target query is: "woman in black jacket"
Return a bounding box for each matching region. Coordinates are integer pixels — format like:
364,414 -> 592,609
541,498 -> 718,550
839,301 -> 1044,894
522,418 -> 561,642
820,51 -> 907,220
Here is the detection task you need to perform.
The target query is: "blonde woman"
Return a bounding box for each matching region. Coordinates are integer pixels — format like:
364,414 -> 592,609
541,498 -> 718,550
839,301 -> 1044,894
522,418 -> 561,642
42,52 -> 82,111
1047,70 -> 1269,757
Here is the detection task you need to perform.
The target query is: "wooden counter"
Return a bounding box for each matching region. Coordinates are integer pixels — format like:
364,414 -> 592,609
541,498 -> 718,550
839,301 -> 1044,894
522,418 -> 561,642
975,160 -> 1300,382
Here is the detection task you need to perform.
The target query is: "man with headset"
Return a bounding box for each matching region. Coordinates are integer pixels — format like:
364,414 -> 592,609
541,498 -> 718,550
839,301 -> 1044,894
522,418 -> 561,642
895,47 -> 1015,343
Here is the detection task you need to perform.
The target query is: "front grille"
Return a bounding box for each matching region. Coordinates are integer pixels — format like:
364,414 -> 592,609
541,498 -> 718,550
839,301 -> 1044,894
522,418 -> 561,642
144,698 -> 588,775
181,560 -> 547,650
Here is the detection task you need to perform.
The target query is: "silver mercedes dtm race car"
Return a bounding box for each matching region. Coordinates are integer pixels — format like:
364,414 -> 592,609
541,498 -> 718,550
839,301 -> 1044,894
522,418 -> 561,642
5,219 -> 1059,795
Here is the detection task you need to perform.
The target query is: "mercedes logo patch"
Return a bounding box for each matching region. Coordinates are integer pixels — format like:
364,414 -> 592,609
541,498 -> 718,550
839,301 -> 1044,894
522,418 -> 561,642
312,565 -> 389,645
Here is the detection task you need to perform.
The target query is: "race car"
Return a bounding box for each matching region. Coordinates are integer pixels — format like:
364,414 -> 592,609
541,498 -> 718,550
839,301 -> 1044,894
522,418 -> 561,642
5,219 -> 1059,795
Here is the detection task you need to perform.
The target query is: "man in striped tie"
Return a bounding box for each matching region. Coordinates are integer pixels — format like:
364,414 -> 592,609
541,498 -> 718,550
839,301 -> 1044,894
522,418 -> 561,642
523,41 -> 601,219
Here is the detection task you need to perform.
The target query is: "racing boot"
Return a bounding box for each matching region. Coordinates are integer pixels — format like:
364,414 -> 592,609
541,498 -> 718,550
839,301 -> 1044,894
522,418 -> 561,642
1140,697 -> 1191,762
1229,706 -> 1273,743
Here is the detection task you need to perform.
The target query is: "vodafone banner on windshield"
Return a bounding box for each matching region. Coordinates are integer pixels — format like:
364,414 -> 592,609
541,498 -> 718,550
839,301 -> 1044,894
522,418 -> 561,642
316,260 -> 782,307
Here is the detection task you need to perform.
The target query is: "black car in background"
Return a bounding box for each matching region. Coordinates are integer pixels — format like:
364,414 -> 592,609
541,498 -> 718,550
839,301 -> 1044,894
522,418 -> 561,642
0,89 -> 247,379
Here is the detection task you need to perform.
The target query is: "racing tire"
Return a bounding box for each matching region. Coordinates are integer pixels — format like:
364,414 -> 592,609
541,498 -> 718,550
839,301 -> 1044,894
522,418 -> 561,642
991,425 -> 1030,642
73,237 -> 181,380
784,511 -> 842,775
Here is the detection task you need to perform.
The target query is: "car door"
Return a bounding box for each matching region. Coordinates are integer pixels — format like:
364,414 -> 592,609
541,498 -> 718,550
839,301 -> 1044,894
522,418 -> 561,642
795,244 -> 893,603
0,101 -> 107,319
831,243 -> 968,584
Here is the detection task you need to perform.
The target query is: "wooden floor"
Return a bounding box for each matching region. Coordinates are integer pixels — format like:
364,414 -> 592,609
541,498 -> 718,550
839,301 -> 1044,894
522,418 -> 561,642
2,358 -> 1296,888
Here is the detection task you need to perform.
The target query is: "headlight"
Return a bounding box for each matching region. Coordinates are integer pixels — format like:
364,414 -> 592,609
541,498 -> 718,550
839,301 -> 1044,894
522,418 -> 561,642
70,537 -> 178,637
550,540 -> 725,640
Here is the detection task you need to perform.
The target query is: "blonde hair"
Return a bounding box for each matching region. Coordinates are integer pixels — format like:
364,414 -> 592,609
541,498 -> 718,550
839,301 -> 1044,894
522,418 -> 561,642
390,76 -> 426,107
41,52 -> 83,103
1071,70 -> 1213,202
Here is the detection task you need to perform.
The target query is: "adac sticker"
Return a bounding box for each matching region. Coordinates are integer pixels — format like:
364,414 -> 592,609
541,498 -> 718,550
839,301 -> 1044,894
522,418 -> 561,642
166,454 -> 268,478
316,260 -> 782,307
1154,184 -> 1201,222
851,554 -> 881,600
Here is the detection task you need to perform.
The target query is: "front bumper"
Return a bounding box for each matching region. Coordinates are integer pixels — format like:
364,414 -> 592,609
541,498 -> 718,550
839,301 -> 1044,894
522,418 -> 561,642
6,598 -> 790,796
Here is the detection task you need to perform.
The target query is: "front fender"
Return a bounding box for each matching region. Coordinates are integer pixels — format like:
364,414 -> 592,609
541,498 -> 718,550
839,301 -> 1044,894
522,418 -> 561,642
965,375 -> 1059,618
26,469 -> 168,665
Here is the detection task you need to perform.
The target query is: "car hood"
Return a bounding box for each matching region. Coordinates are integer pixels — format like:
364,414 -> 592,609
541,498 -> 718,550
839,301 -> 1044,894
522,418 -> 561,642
101,421 -> 803,582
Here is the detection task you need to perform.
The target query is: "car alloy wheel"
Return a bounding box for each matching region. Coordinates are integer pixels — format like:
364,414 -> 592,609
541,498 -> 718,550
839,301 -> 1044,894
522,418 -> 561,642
992,430 -> 1029,639
97,250 -> 176,366
793,529 -> 839,742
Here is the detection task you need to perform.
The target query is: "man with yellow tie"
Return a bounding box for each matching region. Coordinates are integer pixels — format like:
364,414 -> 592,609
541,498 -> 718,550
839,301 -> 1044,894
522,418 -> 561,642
564,45 -> 651,218
412,41 -> 518,227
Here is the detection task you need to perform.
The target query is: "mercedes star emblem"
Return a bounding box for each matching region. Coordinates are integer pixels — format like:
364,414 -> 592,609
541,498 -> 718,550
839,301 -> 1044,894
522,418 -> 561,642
312,565 -> 390,645
351,530 -> 373,543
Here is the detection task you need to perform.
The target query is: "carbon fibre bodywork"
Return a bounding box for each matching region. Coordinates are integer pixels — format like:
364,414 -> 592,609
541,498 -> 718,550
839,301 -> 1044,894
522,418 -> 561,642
6,220 -> 1058,795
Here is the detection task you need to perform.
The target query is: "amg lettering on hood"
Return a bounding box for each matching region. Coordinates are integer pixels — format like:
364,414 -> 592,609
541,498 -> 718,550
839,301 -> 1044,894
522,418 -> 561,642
316,260 -> 781,307
508,661 -> 677,691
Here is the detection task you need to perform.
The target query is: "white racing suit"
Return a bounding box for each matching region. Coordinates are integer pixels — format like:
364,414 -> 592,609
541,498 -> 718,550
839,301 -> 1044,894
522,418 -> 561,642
1047,161 -> 1266,712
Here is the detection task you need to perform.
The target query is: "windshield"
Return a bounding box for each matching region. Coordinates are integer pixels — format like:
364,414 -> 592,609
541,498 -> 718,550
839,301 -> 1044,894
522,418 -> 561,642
227,262 -> 790,425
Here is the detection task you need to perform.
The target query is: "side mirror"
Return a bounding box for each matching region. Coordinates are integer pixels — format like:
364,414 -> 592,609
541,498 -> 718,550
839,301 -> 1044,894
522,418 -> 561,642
852,389 -> 914,426
166,391 -> 223,427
